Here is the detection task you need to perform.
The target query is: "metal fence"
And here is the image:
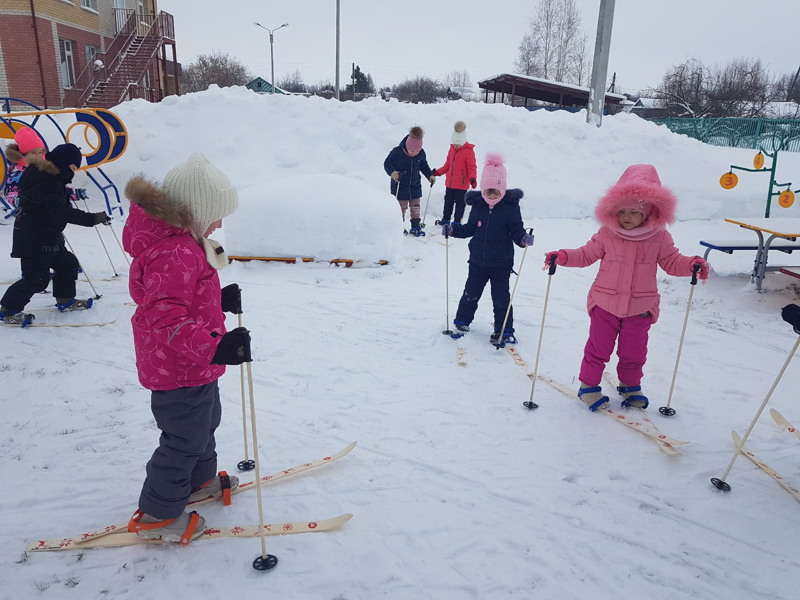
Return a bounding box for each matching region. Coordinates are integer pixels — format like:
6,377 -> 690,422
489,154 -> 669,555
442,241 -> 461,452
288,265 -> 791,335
650,117 -> 800,153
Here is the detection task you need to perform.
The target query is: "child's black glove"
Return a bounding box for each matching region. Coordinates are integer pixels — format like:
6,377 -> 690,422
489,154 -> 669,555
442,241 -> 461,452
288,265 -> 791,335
93,212 -> 112,226
221,283 -> 242,314
781,304 -> 800,334
211,327 -> 252,365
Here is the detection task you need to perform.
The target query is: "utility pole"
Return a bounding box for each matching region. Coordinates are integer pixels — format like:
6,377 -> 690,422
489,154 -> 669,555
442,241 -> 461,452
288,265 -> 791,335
335,0 -> 340,100
586,0 -> 615,127
352,62 -> 355,101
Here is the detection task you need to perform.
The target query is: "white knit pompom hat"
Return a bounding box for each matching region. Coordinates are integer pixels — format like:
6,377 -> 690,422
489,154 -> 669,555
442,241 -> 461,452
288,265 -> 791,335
451,120 -> 467,145
163,153 -> 238,237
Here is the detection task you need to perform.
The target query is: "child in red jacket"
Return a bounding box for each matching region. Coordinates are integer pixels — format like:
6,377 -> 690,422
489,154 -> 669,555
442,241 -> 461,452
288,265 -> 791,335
545,164 -> 709,411
432,121 -> 477,225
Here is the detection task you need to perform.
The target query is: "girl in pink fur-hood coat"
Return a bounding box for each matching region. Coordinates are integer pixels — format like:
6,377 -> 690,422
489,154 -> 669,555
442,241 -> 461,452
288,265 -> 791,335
544,164 -> 708,411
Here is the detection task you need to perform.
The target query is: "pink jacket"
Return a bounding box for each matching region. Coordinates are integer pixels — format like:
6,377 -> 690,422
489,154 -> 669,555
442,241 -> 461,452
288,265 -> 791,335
560,164 -> 702,323
435,142 -> 477,190
562,228 -> 698,323
122,177 -> 226,391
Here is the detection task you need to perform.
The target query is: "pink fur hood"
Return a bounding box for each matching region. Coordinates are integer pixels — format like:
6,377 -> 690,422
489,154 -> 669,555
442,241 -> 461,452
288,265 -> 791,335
594,164 -> 677,231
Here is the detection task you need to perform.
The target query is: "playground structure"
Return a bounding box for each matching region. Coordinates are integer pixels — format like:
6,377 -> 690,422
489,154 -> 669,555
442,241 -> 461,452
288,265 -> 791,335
720,126 -> 800,218
0,97 -> 126,218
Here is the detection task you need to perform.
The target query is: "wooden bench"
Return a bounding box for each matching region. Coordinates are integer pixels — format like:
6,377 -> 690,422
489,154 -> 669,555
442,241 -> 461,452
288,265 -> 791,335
700,239 -> 800,260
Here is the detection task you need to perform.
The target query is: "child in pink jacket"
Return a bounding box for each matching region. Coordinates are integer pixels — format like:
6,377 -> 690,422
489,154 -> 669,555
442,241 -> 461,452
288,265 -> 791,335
122,153 -> 252,544
545,164 -> 708,411
3,127 -> 46,209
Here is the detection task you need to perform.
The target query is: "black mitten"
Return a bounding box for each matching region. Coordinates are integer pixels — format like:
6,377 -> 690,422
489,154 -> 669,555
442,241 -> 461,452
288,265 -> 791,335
221,283 -> 242,314
211,327 -> 252,365
781,304 -> 800,334
93,212 -> 112,225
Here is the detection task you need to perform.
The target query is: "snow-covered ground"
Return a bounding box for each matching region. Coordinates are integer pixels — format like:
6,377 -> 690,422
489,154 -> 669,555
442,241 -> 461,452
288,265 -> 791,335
2,89 -> 800,600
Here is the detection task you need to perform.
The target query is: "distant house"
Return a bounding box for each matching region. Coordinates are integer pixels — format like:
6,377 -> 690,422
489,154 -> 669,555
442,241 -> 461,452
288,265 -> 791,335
246,77 -> 286,94
447,87 -> 482,102
630,98 -> 669,119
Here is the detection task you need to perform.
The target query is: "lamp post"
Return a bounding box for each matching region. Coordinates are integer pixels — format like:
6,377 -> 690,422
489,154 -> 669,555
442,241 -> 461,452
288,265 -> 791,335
253,21 -> 288,94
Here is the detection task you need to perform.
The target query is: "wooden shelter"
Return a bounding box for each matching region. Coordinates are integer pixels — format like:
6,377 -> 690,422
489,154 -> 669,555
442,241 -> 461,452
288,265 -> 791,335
477,73 -> 625,111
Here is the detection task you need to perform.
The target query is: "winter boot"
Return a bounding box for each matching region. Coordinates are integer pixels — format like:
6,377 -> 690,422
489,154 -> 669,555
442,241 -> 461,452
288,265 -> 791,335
0,308 -> 32,326
453,320 -> 470,332
578,383 -> 609,411
618,382 -> 649,409
188,472 -> 240,504
409,218 -> 425,237
490,328 -> 517,347
435,219 -> 451,227
56,298 -> 93,312
128,510 -> 206,544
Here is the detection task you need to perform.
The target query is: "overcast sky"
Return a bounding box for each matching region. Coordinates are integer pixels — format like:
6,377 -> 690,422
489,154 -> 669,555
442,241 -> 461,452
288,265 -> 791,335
157,0 -> 798,94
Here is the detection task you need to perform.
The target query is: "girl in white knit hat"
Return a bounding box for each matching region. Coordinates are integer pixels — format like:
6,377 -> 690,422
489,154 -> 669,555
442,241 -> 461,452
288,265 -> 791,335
122,153 -> 251,543
432,120 -> 477,226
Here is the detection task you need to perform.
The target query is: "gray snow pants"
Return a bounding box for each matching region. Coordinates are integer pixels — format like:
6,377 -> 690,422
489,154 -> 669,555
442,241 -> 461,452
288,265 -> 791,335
138,381 -> 221,519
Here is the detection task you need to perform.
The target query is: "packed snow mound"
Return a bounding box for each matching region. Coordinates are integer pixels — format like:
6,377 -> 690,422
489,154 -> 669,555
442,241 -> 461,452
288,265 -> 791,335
224,173 -> 402,263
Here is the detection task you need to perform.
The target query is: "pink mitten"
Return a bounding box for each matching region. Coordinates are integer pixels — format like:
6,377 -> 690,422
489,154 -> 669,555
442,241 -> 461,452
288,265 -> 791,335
545,250 -> 567,268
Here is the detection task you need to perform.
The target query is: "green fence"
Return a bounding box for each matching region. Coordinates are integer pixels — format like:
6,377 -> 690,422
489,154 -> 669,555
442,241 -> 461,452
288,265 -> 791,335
650,117 -> 800,153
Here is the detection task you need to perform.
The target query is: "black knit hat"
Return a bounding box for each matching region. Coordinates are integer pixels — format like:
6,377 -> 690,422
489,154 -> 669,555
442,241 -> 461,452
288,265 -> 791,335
47,143 -> 83,170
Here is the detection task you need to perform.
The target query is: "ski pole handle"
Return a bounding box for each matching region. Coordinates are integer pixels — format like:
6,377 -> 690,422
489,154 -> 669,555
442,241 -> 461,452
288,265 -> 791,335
691,262 -> 701,285
547,253 -> 558,276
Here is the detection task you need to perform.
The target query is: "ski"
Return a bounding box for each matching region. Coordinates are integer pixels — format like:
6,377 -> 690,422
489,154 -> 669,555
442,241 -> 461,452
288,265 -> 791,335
27,514 -> 353,552
731,431 -> 800,502
74,441 -> 357,543
507,345 -> 534,380
537,375 -> 686,455
457,345 -> 467,366
770,408 -> 800,441
25,320 -> 116,328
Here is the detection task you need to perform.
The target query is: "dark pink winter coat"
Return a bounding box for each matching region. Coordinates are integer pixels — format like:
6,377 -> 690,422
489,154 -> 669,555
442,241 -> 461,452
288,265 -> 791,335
559,164 -> 703,324
435,142 -> 477,190
122,177 -> 226,391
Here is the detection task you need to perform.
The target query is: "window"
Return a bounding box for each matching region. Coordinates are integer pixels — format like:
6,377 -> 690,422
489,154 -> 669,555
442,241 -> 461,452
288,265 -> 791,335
59,39 -> 76,89
81,0 -> 98,10
85,44 -> 97,64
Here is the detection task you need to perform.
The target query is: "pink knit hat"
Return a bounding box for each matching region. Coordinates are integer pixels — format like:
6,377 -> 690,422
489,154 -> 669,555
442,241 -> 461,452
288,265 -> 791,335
15,127 -> 45,154
405,134 -> 423,153
480,152 -> 507,199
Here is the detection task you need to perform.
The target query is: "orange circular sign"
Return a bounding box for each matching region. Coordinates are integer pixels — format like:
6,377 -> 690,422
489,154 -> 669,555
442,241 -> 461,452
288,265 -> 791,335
779,190 -> 795,208
720,172 -> 739,190
753,152 -> 765,170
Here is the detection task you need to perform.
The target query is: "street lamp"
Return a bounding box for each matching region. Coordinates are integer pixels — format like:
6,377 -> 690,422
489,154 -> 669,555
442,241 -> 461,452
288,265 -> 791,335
253,21 -> 288,94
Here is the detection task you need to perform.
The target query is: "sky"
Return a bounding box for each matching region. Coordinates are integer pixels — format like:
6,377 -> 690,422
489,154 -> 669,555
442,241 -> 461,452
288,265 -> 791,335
3,90 -> 800,598
157,0 -> 799,94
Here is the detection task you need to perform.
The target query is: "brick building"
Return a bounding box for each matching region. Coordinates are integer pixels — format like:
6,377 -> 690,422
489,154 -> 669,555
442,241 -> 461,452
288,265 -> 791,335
0,0 -> 178,109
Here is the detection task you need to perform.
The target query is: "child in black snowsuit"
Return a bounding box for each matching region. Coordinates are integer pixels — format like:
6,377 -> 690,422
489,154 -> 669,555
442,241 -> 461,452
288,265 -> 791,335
384,125 -> 436,236
0,143 -> 110,324
444,153 -> 533,345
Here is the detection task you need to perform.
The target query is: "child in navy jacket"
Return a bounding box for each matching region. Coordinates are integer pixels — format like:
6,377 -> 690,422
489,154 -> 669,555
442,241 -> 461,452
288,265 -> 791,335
384,126 -> 435,236
444,153 -> 533,344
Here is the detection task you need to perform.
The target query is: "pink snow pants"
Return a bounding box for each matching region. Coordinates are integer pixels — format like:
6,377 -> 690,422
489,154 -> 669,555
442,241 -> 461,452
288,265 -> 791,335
579,306 -> 652,387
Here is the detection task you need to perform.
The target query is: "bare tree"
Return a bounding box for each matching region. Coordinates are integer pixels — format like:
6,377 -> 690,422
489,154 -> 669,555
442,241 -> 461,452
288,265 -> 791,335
514,0 -> 590,85
278,69 -> 306,93
444,70 -> 472,88
650,58 -> 780,118
393,76 -> 446,104
182,50 -> 253,93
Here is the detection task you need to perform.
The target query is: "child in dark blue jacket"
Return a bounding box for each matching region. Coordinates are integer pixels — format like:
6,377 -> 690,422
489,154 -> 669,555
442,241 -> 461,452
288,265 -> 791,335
384,126 -> 436,236
444,153 -> 533,344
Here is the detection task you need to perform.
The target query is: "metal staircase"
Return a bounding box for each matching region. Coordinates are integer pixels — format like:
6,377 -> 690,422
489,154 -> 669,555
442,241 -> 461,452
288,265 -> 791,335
64,10 -> 175,109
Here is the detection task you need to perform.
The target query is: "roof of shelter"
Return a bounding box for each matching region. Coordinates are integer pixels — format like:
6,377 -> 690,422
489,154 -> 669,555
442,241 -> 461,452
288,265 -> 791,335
477,73 -> 625,107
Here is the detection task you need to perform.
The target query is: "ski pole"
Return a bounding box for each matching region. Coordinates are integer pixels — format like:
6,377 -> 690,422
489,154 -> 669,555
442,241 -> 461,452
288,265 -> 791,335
442,226 -> 453,336
525,253 -> 557,410
493,228 -> 533,350
238,316 -> 278,571
421,180 -> 434,229
660,263 -> 701,416
711,332 -> 800,493
78,196 -> 119,277
63,233 -> 101,299
237,312 -> 255,472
